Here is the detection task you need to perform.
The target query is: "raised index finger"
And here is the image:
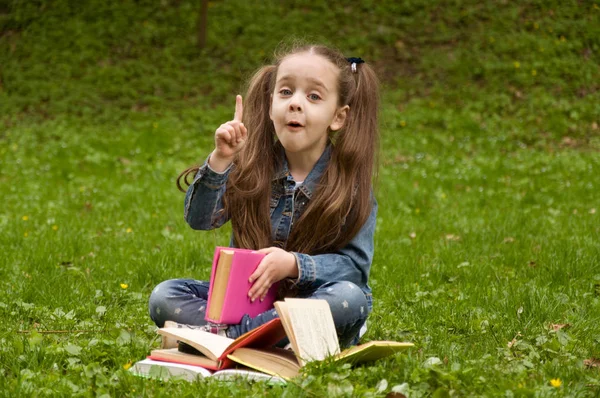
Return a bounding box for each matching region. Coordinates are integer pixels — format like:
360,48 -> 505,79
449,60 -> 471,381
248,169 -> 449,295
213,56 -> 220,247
233,95 -> 243,122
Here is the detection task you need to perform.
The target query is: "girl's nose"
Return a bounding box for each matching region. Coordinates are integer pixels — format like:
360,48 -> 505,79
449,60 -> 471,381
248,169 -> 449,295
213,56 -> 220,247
288,95 -> 302,112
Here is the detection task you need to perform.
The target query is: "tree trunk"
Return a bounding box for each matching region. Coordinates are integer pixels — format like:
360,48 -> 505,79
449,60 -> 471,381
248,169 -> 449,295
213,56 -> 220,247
197,0 -> 209,49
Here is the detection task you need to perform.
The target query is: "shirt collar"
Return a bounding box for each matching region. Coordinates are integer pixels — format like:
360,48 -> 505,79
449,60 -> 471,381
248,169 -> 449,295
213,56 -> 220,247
272,143 -> 332,200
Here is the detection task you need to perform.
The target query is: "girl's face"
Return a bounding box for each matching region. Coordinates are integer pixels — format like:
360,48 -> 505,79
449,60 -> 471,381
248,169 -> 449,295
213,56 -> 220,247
270,53 -> 348,163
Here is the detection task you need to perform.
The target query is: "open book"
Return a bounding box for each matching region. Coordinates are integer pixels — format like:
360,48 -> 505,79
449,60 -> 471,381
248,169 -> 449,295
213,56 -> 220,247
227,298 -> 414,380
149,317 -> 286,370
206,247 -> 279,324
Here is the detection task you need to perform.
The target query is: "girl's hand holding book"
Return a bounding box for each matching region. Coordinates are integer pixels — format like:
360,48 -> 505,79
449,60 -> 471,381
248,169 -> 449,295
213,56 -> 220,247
247,247 -> 299,302
209,95 -> 248,172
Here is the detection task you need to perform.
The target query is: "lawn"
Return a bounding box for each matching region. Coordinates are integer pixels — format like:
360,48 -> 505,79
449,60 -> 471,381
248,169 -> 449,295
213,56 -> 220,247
1,0 -> 599,396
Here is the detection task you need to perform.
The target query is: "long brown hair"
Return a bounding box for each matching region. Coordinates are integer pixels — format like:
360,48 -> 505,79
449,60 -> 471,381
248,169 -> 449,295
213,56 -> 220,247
178,44 -> 380,254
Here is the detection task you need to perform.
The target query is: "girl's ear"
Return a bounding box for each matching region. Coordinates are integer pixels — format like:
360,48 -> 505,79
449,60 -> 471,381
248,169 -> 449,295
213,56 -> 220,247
330,105 -> 349,131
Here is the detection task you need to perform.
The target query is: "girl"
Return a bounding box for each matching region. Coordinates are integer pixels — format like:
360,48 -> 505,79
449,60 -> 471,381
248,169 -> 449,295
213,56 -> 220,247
149,44 -> 379,347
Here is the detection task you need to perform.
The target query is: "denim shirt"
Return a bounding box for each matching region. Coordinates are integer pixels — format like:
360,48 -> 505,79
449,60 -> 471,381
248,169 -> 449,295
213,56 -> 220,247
184,145 -> 377,311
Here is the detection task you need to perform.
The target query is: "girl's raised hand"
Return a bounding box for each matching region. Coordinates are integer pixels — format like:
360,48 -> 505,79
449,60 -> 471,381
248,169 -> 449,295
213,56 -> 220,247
209,95 -> 248,171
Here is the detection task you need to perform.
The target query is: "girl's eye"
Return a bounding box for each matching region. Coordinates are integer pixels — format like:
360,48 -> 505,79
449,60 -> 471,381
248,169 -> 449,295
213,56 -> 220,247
308,93 -> 321,101
280,89 -> 292,96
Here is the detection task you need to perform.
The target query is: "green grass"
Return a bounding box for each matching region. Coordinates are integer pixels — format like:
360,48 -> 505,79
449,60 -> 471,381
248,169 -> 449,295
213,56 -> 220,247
1,0 -> 599,396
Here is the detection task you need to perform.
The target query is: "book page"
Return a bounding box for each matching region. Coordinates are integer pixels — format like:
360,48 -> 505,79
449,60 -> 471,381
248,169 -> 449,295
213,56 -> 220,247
273,301 -> 298,354
207,249 -> 234,321
211,368 -> 286,384
157,328 -> 233,361
228,347 -> 300,380
283,298 -> 340,365
337,341 -> 415,364
130,358 -> 213,381
149,348 -> 218,369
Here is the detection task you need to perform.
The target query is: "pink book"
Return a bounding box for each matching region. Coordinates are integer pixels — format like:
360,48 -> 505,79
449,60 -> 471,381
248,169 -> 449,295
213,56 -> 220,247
205,247 -> 279,324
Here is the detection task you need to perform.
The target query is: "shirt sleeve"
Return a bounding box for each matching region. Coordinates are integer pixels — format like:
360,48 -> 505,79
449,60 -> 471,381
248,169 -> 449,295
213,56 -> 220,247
290,198 -> 377,291
183,156 -> 233,230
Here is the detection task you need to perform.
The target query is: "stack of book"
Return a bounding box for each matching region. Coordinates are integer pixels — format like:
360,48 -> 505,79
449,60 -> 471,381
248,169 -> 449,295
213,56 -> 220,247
130,317 -> 288,383
130,248 -> 414,383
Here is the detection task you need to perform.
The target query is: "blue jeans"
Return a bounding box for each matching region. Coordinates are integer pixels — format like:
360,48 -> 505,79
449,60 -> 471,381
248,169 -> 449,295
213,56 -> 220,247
148,279 -> 369,347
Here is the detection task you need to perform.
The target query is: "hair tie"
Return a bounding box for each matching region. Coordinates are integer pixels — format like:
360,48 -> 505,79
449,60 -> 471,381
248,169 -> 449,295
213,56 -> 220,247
346,57 -> 365,73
